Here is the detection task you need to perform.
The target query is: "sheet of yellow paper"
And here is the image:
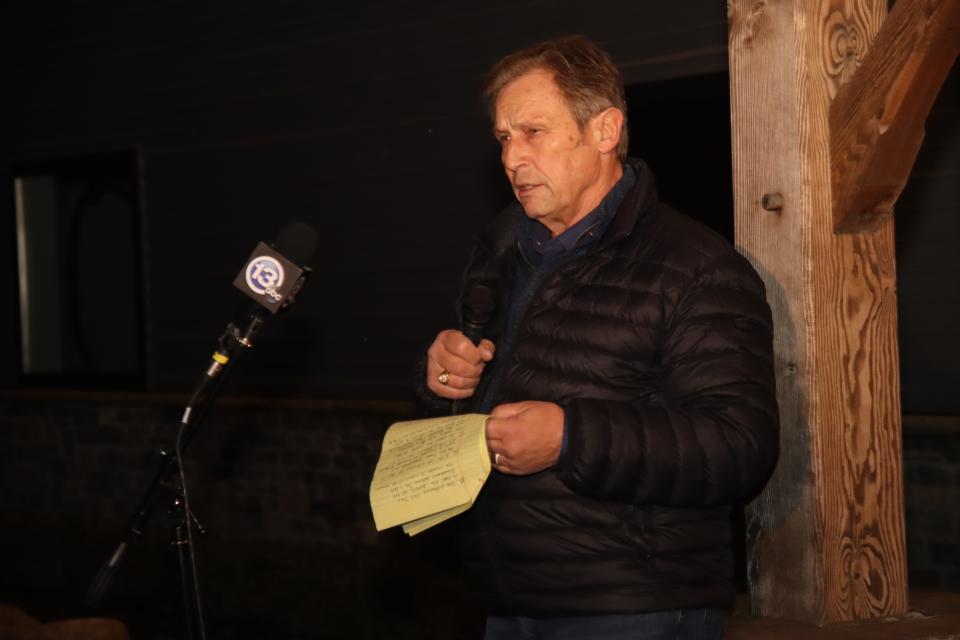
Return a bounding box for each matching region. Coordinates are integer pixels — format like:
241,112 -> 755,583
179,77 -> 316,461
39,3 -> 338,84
369,413 -> 490,533
401,501 -> 472,536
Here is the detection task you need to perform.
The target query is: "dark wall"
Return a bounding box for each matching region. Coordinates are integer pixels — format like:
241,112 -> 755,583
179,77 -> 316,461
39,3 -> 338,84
0,1 -> 730,399
3,3 -> 954,408
895,69 -> 960,413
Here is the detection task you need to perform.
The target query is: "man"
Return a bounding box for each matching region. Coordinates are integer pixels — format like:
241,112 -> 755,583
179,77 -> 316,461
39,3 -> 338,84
418,35 -> 778,640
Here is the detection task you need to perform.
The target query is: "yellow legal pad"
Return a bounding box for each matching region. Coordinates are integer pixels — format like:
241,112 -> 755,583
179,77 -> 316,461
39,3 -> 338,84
369,413 -> 491,536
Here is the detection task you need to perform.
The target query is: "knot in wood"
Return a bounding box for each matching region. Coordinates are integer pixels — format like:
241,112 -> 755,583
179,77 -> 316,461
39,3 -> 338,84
824,11 -> 865,93
761,192 -> 784,211
736,0 -> 770,49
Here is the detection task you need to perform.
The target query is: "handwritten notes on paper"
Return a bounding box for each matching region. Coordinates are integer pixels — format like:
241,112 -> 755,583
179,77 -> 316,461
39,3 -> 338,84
369,413 -> 490,536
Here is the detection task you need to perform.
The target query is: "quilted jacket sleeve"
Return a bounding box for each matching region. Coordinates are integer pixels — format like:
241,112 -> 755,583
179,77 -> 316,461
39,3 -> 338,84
554,251 -> 780,507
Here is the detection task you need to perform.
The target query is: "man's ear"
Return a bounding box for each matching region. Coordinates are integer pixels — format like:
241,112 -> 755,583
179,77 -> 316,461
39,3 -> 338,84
592,107 -> 624,154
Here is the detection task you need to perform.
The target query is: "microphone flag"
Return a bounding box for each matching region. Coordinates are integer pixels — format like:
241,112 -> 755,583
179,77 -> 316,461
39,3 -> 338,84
232,242 -> 306,313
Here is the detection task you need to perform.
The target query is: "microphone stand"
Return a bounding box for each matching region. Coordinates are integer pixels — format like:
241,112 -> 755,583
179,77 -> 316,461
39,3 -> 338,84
85,309 -> 266,639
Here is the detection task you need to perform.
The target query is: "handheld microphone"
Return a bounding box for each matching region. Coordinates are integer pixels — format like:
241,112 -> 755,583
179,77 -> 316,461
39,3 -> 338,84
451,284 -> 495,416
461,283 -> 495,345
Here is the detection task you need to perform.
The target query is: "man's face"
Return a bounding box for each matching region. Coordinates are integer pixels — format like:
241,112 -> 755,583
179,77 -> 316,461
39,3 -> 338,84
493,69 -> 607,234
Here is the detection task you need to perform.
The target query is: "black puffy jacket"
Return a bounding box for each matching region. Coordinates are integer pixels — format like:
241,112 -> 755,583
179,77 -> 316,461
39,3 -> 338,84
425,159 -> 779,615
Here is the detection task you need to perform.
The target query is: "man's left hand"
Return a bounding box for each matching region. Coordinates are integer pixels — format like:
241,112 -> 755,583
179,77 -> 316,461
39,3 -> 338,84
486,401 -> 564,476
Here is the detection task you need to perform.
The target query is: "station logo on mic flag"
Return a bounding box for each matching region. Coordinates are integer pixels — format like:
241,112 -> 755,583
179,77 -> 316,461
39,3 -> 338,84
232,241 -> 304,313
245,255 -> 285,296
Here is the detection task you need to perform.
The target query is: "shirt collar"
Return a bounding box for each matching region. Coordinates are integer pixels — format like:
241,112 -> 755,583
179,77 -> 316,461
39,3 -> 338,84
520,163 -> 636,263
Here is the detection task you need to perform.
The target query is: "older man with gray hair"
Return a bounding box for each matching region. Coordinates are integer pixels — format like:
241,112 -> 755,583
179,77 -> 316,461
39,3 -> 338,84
419,35 -> 779,640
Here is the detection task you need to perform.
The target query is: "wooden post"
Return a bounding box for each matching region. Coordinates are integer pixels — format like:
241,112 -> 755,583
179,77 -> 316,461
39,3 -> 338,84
728,0 -> 908,625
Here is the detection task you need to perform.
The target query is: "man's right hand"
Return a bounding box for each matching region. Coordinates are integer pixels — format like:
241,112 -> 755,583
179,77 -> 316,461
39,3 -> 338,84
426,329 -> 496,400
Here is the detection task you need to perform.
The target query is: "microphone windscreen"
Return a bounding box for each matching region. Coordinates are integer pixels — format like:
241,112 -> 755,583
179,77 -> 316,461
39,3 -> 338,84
274,221 -> 319,267
463,284 -> 495,325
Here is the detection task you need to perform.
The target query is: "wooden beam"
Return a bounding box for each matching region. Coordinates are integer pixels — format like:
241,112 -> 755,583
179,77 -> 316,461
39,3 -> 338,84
831,0 -> 960,233
729,0 -> 908,625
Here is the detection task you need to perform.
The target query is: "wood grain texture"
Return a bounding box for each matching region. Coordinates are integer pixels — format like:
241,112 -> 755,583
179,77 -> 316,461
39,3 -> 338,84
728,0 -> 821,622
730,0 -> 907,624
830,0 -> 960,232
809,0 -> 908,622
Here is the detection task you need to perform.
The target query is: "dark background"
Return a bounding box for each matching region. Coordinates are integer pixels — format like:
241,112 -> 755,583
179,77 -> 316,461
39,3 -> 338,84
0,2 -> 957,638
0,1 -> 746,402
0,2 -> 955,408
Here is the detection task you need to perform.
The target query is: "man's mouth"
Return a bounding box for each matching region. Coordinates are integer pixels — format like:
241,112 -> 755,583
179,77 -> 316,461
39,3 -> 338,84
515,183 -> 539,196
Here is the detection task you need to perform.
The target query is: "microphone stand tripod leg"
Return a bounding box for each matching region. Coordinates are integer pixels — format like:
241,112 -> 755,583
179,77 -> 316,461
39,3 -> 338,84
170,488 -> 207,640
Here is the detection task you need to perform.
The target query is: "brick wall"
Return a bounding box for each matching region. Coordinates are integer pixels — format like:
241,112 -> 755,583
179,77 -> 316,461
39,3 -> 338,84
902,415 -> 960,592
0,392 -> 483,639
1,393 -> 957,638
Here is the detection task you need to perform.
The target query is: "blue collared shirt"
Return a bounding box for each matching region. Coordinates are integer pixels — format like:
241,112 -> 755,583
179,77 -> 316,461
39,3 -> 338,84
519,163 -> 636,266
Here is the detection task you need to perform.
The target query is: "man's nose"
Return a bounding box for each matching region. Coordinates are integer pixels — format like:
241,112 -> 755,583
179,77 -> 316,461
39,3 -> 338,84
501,139 -> 526,172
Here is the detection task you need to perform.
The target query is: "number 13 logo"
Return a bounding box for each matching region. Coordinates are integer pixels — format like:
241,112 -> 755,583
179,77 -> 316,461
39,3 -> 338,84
245,256 -> 285,295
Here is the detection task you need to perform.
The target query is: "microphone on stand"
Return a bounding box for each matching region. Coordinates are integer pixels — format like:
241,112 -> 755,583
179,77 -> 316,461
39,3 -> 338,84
86,222 -> 318,615
233,221 -> 317,314
188,222 -> 318,412
227,221 -> 317,349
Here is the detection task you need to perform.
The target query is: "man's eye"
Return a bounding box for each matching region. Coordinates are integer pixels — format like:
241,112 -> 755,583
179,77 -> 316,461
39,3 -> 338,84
497,134 -> 510,144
